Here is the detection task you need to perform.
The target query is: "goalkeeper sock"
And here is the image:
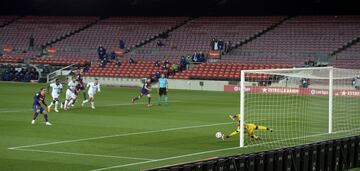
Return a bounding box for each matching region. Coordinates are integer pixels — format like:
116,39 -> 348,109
267,127 -> 273,132
252,135 -> 259,139
228,131 -> 239,137
257,125 -> 268,131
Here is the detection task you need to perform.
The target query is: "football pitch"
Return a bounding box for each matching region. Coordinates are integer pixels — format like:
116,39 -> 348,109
0,82 -> 359,171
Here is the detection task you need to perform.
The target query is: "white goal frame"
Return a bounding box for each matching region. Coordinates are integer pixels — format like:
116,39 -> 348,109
239,67 -> 334,147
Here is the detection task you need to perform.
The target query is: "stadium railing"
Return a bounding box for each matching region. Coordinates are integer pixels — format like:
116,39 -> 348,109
145,135 -> 360,171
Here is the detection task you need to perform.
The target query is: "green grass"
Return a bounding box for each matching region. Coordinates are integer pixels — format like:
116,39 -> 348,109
0,82 -> 359,171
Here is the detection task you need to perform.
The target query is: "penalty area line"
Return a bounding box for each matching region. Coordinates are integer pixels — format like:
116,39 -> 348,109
11,148 -> 154,161
0,100 -> 182,114
8,122 -> 232,150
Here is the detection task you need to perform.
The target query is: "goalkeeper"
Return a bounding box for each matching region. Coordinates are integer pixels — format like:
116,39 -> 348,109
222,114 -> 272,140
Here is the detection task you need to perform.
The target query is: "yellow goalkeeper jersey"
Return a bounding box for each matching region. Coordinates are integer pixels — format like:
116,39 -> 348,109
234,114 -> 241,121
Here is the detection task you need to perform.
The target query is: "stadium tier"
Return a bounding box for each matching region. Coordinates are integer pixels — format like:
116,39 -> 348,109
86,60 -> 162,78
51,17 -> 189,59
30,58 -> 90,66
0,15 -> 18,26
0,50 -> 41,61
0,16 -> 99,50
231,16 -> 360,54
0,56 -> 23,63
45,51 -> 96,59
128,16 -> 286,60
219,54 -> 315,64
331,42 -> 360,69
1,15 -> 360,80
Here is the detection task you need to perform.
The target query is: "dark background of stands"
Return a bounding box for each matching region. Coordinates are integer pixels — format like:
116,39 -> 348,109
146,135 -> 360,171
0,0 -> 359,16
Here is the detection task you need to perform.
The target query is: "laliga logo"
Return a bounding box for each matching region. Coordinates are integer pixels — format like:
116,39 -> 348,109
311,90 -> 315,95
234,86 -> 239,91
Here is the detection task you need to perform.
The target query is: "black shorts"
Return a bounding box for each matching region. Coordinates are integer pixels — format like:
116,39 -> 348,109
159,88 -> 167,96
79,83 -> 85,90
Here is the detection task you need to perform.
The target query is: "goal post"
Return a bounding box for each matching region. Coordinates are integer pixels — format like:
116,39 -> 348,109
328,68 -> 333,134
240,71 -> 245,147
239,67 -> 360,148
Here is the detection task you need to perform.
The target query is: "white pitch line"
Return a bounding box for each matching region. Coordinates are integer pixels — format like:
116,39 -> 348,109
90,128 -> 360,171
8,122 -> 232,150
0,109 -> 33,113
12,148 -> 154,161
0,100 -> 181,114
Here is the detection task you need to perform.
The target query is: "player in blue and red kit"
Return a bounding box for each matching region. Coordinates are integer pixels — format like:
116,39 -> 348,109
132,78 -> 152,107
32,88 -> 52,125
76,69 -> 87,101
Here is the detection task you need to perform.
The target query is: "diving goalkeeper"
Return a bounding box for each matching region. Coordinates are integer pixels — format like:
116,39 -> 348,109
222,114 -> 272,140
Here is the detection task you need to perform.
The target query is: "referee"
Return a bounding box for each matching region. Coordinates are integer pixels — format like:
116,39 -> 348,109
158,73 -> 168,106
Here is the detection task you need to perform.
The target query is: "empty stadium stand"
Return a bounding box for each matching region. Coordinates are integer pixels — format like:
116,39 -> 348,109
51,17 -> 189,59
331,42 -> 360,69
1,15 -> 360,80
128,16 -> 287,61
0,16 -> 18,27
86,60 -> 161,78
0,16 -> 99,50
220,54 -> 315,64
223,16 -> 360,66
231,16 -> 360,54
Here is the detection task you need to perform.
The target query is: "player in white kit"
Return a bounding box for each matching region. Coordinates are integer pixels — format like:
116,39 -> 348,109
62,77 -> 77,110
47,79 -> 63,112
82,78 -> 101,109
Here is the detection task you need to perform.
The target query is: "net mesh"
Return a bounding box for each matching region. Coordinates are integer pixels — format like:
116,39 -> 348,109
241,67 -> 360,148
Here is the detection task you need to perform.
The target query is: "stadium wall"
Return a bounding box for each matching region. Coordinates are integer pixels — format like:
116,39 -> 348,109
84,77 -> 229,91
167,79 -> 229,91
224,84 -> 360,97
83,77 -> 143,87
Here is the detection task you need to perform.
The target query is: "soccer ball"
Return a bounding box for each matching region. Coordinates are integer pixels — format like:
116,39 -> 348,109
215,132 -> 223,139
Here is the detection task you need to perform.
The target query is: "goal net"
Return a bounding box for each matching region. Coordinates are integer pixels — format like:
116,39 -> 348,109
239,67 -> 360,148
